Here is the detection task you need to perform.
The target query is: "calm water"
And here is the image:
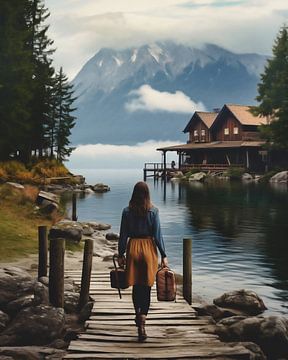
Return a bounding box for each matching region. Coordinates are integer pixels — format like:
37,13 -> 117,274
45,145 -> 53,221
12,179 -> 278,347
66,169 -> 288,315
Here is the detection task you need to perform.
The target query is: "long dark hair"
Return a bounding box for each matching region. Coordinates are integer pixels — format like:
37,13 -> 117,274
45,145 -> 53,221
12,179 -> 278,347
129,181 -> 152,216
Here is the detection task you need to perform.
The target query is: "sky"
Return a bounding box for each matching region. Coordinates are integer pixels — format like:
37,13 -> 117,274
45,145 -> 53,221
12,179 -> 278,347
45,0 -> 287,169
46,0 -> 288,80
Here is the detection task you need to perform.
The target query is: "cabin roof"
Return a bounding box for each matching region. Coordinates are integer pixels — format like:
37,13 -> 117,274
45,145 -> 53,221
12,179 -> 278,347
157,141 -> 265,152
183,111 -> 217,133
224,104 -> 268,126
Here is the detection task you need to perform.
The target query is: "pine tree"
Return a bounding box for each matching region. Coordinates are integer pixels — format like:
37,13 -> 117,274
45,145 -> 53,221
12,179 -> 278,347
254,26 -> 288,149
25,0 -> 55,160
53,67 -> 77,162
0,0 -> 33,160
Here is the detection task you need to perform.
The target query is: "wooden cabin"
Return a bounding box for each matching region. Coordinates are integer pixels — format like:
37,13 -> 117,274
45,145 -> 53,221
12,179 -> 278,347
183,111 -> 217,143
157,104 -> 270,173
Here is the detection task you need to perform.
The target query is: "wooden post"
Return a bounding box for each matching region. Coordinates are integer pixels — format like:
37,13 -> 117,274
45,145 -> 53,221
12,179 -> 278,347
78,239 -> 94,310
72,193 -> 77,221
178,151 -> 182,170
49,238 -> 65,308
38,226 -> 48,279
183,238 -> 192,305
163,151 -> 167,179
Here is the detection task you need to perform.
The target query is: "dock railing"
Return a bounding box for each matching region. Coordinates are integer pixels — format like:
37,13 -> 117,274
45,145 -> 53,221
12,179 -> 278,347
144,162 -> 165,170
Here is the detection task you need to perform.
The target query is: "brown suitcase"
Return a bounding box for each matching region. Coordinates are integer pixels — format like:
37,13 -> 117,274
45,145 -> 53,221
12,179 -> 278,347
110,255 -> 129,298
156,266 -> 176,301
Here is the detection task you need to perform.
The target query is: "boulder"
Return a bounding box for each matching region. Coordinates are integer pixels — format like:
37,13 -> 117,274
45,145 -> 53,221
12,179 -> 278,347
0,311 -> 9,332
188,172 -> 207,182
0,267 -> 35,311
92,183 -> 110,193
49,220 -> 83,243
214,315 -> 288,359
6,182 -> 25,190
0,346 -> 65,360
240,342 -> 266,360
72,175 -> 85,185
87,222 -> 111,231
82,224 -> 94,236
64,292 -> 80,314
242,173 -> 253,181
105,232 -> 119,241
213,289 -> 267,315
270,171 -> 288,183
0,305 -> 65,346
37,191 -> 60,204
84,188 -> 94,195
39,199 -> 59,214
6,295 -> 35,313
79,301 -> 94,323
194,304 -> 235,322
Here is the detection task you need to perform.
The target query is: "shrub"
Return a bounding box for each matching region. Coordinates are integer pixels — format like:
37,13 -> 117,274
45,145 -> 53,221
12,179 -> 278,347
32,159 -> 70,179
0,161 -> 27,178
226,167 -> 246,180
15,171 -> 36,184
0,167 -> 7,181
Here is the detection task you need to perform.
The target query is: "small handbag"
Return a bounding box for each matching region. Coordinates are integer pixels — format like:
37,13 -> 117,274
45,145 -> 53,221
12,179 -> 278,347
110,255 -> 128,298
156,266 -> 177,301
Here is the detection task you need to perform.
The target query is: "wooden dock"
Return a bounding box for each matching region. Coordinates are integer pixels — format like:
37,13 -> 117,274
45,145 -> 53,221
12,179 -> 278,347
64,270 -> 250,359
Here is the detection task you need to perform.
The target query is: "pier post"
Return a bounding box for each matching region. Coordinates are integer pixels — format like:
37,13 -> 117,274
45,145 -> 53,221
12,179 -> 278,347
72,193 -> 77,221
163,151 -> 167,179
38,226 -> 48,279
49,238 -> 65,308
78,239 -> 94,310
183,237 -> 192,305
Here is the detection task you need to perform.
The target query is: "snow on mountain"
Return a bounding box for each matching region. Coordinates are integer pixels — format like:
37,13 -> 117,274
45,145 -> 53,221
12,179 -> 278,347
71,41 -> 268,145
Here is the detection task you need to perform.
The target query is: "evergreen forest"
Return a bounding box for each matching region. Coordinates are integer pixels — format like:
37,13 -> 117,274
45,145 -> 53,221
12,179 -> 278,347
0,0 -> 76,164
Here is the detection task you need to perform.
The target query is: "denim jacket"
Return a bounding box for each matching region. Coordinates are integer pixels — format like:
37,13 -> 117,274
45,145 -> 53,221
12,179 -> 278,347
118,206 -> 166,258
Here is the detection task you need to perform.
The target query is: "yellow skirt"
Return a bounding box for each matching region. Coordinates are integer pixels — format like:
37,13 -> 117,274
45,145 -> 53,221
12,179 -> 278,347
126,237 -> 158,287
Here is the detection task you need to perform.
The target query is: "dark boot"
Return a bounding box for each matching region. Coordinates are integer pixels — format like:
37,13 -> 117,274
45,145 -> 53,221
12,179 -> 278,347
138,314 -> 147,342
135,308 -> 141,327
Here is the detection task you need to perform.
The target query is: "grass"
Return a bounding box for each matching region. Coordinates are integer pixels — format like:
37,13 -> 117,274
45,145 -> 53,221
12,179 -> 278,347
0,184 -> 83,261
0,198 -> 51,261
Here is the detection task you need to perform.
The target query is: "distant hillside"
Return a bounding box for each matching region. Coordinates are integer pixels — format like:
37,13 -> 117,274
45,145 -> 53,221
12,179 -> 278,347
71,41 -> 268,145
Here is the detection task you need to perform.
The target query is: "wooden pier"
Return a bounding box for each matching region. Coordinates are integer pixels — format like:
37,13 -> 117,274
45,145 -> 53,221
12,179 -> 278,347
43,227 -> 250,359
64,270 -> 250,359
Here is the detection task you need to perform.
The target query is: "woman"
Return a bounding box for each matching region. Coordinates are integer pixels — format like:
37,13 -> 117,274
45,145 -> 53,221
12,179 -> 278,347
118,181 -> 168,342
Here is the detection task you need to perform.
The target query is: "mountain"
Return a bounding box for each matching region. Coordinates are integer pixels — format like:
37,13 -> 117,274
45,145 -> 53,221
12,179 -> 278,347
71,41 -> 268,145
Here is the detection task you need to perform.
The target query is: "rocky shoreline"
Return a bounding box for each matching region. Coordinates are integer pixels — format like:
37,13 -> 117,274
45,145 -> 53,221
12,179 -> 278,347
168,169 -> 288,184
0,220 -> 118,360
1,180 -> 288,359
1,219 -> 288,359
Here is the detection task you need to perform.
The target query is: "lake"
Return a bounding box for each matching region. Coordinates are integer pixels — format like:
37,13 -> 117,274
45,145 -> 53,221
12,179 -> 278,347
66,169 -> 288,315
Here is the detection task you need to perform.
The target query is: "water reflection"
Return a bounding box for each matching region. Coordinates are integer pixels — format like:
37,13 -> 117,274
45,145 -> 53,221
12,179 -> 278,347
174,180 -> 288,313
63,169 -> 288,314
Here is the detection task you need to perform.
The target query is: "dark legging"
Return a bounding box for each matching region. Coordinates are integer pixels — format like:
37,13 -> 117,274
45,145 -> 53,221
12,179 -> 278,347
132,285 -> 151,315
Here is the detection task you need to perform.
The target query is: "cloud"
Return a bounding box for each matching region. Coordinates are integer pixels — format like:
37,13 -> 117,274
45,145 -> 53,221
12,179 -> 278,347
125,85 -> 206,113
68,140 -> 180,169
46,0 -> 288,78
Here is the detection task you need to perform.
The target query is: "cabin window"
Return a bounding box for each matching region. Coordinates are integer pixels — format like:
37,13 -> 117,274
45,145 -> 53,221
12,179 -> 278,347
193,130 -> 198,136
201,129 -> 206,136
224,128 -> 229,135
233,127 -> 239,134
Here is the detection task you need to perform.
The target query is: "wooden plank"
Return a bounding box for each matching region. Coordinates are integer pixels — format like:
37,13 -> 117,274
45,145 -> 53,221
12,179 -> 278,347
84,327 -> 211,337
92,308 -> 196,315
69,339 -> 223,350
64,271 -> 249,360
64,353 -> 248,359
89,313 -> 197,320
65,344 -> 249,357
78,333 -> 220,342
86,318 -> 212,326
